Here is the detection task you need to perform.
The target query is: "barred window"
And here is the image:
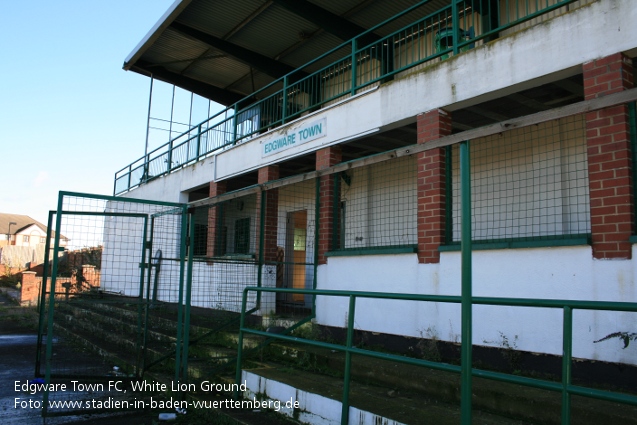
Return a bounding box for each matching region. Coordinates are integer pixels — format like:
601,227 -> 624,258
450,115 -> 590,243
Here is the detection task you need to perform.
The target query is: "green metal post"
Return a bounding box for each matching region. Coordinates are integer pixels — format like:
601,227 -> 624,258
312,177 -> 320,317
181,210 -> 196,384
562,306 -> 573,424
282,76 -> 288,124
140,217 -> 153,374
460,140 -> 472,424
167,140 -> 174,172
234,290 -> 249,400
445,145 -> 453,244
332,173 -> 341,251
629,102 -> 637,228
452,0 -> 459,56
173,209 -> 189,384
41,194 -> 65,418
340,295 -> 356,425
257,190 -> 267,309
196,124 -> 202,161
35,210 -> 55,377
351,39 -> 358,96
145,154 -> 151,182
232,102 -> 239,145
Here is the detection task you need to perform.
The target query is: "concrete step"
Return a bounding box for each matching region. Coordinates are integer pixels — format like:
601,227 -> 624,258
49,298 -> 637,424
255,341 -> 637,425
240,365 -> 533,425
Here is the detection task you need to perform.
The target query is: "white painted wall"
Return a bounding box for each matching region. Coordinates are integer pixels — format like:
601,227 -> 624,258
189,262 -> 276,315
316,246 -> 637,364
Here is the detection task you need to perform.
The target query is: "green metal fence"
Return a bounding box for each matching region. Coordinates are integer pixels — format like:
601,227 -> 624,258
37,192 -> 189,419
330,155 -> 418,253
447,114 -> 591,248
235,286 -> 637,425
114,0 -> 582,195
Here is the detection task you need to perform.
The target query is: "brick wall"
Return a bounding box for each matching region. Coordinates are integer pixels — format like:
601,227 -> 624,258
17,264 -> 101,306
417,109 -> 451,263
19,272 -> 39,306
584,52 -> 635,259
316,146 -> 342,264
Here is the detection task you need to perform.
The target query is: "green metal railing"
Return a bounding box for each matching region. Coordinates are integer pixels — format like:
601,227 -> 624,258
231,135 -> 637,424
114,0 -> 579,195
630,101 -> 637,229
235,287 -> 637,425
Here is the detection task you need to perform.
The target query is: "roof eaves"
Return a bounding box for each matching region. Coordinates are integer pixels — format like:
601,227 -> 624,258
123,0 -> 193,71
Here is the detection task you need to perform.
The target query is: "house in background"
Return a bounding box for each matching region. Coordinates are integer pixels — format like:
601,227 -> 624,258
0,213 -> 68,248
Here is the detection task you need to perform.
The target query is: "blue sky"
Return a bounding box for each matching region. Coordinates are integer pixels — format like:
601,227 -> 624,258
0,1 -> 176,224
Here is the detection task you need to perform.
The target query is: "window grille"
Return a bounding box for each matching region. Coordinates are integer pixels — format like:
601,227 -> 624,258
449,115 -> 590,244
337,155 -> 417,250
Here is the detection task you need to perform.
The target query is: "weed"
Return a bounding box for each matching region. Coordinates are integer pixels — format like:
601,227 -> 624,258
484,331 -> 521,373
416,326 -> 442,362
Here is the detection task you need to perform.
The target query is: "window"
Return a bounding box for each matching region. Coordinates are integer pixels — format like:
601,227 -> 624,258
23,235 -> 29,243
40,237 -> 46,244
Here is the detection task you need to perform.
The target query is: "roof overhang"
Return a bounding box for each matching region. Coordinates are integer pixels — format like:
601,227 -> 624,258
121,0 -> 440,106
124,0 -> 192,72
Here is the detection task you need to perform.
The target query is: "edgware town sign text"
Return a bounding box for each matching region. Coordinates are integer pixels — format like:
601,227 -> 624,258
261,118 -> 326,157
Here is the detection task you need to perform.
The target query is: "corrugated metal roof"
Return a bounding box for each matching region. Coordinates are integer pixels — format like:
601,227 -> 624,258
179,0 -> 268,39
228,4 -> 319,59
125,0 -> 443,106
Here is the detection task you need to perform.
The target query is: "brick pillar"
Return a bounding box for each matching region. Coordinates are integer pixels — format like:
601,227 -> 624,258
20,271 -> 39,306
583,53 -> 635,259
316,146 -> 342,264
417,109 -> 452,263
82,265 -> 100,288
207,180 -> 227,257
257,166 -> 279,262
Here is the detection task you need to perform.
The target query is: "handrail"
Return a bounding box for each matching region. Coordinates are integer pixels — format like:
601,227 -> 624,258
114,0 -> 579,195
235,286 -> 637,425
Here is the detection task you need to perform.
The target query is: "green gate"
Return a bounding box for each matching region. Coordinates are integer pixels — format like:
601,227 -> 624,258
35,191 -> 189,419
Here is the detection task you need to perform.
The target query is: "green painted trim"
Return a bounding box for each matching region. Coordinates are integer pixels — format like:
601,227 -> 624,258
61,190 -> 183,207
459,140 -> 472,425
629,102 -> 637,229
439,236 -> 590,252
629,235 -> 637,244
325,245 -> 417,257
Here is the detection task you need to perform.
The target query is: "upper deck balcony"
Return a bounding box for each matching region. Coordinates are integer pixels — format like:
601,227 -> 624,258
115,0 -> 598,195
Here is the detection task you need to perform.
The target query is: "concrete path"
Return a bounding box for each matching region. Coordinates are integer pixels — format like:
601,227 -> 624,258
0,291 -> 156,425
